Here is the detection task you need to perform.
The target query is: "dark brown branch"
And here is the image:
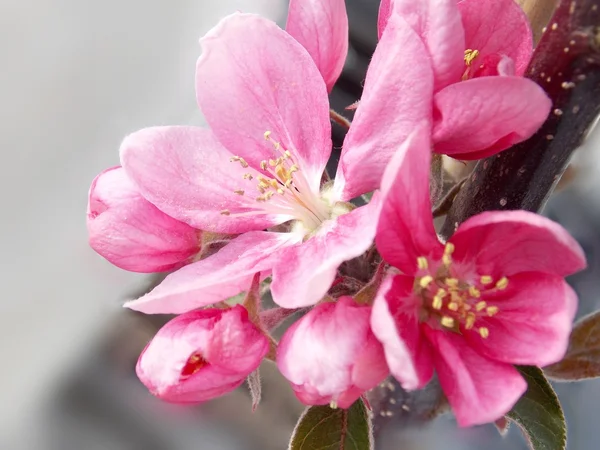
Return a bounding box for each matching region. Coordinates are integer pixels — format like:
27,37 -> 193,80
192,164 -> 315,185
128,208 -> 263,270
441,0 -> 600,240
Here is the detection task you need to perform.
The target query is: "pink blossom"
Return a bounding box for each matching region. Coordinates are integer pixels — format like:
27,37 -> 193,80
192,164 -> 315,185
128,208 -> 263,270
136,305 -> 269,403
121,12 -> 430,313
365,0 -> 551,164
286,0 -> 348,92
278,297 -> 389,409
87,166 -> 201,272
371,125 -> 586,426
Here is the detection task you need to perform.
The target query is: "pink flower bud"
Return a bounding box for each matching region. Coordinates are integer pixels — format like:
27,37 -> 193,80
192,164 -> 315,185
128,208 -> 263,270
277,297 -> 389,408
87,166 -> 201,272
136,305 -> 269,403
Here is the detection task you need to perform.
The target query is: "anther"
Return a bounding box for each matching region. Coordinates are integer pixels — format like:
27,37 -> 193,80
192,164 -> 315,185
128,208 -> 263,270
329,400 -> 338,409
495,277 -> 509,290
419,275 -> 434,288
464,49 -> 480,66
260,161 -> 268,170
432,296 -> 443,310
480,275 -> 493,285
486,306 -> 499,316
233,189 -> 244,196
441,316 -> 455,328
269,159 -> 278,167
465,313 -> 476,329
444,242 -> 455,255
475,301 -> 487,312
436,288 -> 447,298
468,286 -> 481,298
277,188 -> 284,195
264,130 -> 272,140
445,278 -> 459,288
243,173 -> 253,180
417,256 -> 429,270
448,302 -> 459,311
479,327 -> 490,338
220,209 -> 231,216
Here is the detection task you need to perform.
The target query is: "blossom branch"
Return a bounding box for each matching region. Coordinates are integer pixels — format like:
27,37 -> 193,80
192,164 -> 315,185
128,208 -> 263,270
329,108 -> 352,129
441,0 -> 600,240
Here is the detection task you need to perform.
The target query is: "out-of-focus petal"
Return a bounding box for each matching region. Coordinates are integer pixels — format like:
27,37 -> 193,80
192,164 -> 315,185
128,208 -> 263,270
286,0 -> 348,91
120,126 -> 288,234
371,274 -> 434,390
87,166 -> 200,272
377,0 -> 392,39
334,14 -> 433,200
432,76 -> 551,159
458,0 -> 533,76
196,13 -> 331,193
125,231 -> 299,314
271,194 -> 382,308
425,328 -> 527,427
450,210 -> 586,278
375,125 -> 443,275
463,272 -> 578,367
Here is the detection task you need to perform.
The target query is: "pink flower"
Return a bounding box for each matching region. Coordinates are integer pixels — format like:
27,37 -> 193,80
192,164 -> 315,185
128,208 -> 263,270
87,166 -> 201,272
136,305 -> 269,403
359,0 -> 551,164
277,297 -> 389,408
286,0 -> 348,92
121,11 -> 431,313
370,125 -> 586,426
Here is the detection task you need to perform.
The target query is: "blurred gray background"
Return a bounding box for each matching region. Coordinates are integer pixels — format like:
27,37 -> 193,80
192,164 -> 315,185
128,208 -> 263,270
0,0 -> 598,449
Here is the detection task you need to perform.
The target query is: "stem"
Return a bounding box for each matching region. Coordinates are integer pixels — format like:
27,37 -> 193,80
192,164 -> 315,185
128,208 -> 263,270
441,0 -> 600,240
329,109 -> 352,129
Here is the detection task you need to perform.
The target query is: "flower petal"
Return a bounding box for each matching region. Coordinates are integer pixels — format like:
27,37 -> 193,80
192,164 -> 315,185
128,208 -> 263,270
432,76 -> 551,159
458,0 -> 533,76
286,0 -> 348,92
377,0 -> 392,39
450,210 -> 586,278
334,13 -> 433,200
371,274 -> 434,390
125,231 -> 299,314
375,125 -> 443,275
424,328 -> 527,427
87,166 -> 200,272
463,272 -> 578,367
388,0 -> 465,91
196,13 -> 331,193
120,126 -> 289,234
271,194 -> 382,308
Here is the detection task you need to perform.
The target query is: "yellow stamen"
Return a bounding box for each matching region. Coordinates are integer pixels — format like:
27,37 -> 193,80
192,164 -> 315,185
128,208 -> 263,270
496,277 -> 509,290
436,288 -> 447,298
479,327 -> 490,338
330,400 -> 338,409
445,278 -> 459,288
468,286 -> 481,298
419,275 -> 434,288
220,209 -> 230,216
243,173 -> 253,180
442,254 -> 452,266
432,295 -> 443,310
486,306 -> 499,316
480,275 -> 493,285
464,49 -> 480,66
475,301 -> 487,312
444,242 -> 455,255
264,130 -> 272,139
441,316 -> 455,328
233,189 -> 244,196
448,302 -> 459,311
417,257 -> 429,270
260,161 -> 268,170
465,313 -> 476,329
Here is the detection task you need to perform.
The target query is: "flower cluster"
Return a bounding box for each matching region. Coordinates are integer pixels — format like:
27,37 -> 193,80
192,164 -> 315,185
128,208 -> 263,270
87,0 -> 586,428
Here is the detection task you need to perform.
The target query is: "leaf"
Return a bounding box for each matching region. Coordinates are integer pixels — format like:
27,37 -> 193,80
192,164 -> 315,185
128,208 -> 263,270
544,310 -> 600,381
289,400 -> 372,450
507,366 -> 566,450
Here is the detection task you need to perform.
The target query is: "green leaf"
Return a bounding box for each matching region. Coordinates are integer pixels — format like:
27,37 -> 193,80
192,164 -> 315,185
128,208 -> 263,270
507,366 -> 566,450
289,400 -> 372,450
544,310 -> 600,381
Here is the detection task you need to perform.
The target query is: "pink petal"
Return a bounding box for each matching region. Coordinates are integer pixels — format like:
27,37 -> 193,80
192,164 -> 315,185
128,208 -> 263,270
125,231 -> 299,314
87,166 -> 200,272
271,194 -> 382,308
277,297 -> 388,409
377,0 -> 392,40
371,274 -> 434,390
388,0 -> 465,91
334,13 -> 433,200
458,0 -> 533,76
120,126 -> 288,234
375,125 -> 443,275
286,0 -> 348,92
450,210 -> 586,278
432,76 -> 551,159
196,13 -> 331,193
136,306 -> 269,404
424,328 -> 527,427
463,272 -> 578,367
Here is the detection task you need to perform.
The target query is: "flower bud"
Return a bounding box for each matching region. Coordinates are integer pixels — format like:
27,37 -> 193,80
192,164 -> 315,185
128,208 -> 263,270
277,297 -> 389,408
136,305 -> 269,403
87,166 -> 201,272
